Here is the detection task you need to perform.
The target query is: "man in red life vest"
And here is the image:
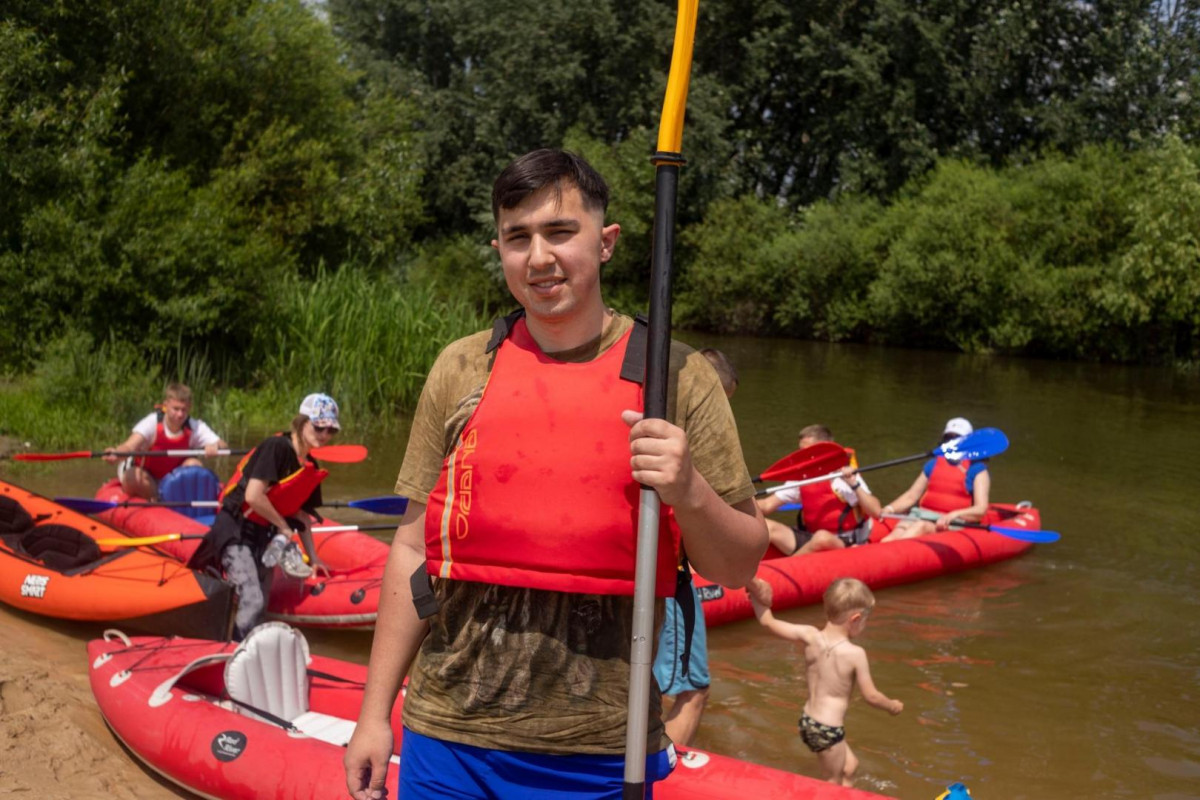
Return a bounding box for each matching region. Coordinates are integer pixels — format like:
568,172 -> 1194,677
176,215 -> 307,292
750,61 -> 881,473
344,150 -> 767,800
880,417 -> 992,542
103,382 -> 227,500
756,425 -> 882,555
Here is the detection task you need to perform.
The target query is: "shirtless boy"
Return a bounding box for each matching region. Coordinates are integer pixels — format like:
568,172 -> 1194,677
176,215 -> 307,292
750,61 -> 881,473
748,577 -> 903,786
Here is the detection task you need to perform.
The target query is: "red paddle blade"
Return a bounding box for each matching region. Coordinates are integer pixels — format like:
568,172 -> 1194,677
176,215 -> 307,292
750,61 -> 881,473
755,441 -> 849,482
311,444 -> 368,464
12,451 -> 94,462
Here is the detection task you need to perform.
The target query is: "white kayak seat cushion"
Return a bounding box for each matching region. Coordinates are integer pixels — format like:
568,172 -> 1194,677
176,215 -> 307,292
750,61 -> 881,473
224,622 -> 311,725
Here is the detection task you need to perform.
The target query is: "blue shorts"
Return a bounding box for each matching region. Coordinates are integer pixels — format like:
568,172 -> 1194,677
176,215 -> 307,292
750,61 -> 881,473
398,727 -> 676,799
652,585 -> 710,696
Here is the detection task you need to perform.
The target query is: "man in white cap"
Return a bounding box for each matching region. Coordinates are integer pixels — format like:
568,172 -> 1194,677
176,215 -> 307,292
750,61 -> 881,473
880,417 -> 991,542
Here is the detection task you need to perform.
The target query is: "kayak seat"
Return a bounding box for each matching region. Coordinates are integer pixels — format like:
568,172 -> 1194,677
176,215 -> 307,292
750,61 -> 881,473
225,621 -> 311,725
20,524 -> 102,570
0,496 -> 35,535
159,466 -> 221,522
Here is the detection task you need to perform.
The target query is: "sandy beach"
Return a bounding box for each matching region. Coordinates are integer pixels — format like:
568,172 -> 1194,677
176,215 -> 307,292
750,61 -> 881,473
0,605 -> 186,799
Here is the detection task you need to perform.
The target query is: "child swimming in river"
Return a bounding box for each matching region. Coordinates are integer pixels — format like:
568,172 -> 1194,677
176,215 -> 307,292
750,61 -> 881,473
748,576 -> 903,787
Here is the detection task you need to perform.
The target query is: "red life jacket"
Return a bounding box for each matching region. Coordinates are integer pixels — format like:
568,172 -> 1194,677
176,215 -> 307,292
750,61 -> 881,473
798,480 -> 859,533
424,317 -> 679,597
920,456 -> 975,513
137,410 -> 191,480
219,434 -> 328,525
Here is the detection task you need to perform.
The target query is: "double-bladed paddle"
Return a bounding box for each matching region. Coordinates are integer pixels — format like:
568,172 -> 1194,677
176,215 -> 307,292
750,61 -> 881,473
752,441 -> 850,483
757,428 -> 1009,497
626,3 -> 699,796
880,512 -> 1059,543
94,521 -> 399,549
55,494 -> 409,516
9,443 -> 369,464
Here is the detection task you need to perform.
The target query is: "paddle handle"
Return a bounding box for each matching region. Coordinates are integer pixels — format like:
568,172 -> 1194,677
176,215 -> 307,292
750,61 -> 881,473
12,448 -> 247,461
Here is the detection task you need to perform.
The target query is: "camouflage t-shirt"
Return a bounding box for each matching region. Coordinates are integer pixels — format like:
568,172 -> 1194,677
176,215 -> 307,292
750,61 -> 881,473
395,311 -> 753,755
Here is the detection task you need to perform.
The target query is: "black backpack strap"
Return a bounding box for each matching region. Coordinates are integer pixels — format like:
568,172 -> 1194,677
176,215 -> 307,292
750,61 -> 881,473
674,550 -> 696,677
486,309 -> 526,353
620,313 -> 649,384
411,563 -> 439,619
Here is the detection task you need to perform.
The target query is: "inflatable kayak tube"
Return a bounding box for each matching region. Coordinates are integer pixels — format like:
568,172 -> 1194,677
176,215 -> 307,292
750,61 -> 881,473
88,623 -> 893,800
0,479 -> 232,640
94,477 -> 390,630
699,503 -> 1042,628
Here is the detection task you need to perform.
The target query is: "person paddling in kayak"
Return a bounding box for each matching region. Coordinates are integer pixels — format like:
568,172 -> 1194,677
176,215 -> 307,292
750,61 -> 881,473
344,150 -> 767,800
103,383 -> 228,500
880,417 -> 991,542
748,576 -> 903,787
756,425 -> 881,555
186,393 -> 336,640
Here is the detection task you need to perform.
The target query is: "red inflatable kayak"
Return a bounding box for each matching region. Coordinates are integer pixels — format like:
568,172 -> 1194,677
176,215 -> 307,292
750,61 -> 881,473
699,503 -> 1042,627
0,479 -> 232,639
88,624 -> 893,800
94,478 -> 390,629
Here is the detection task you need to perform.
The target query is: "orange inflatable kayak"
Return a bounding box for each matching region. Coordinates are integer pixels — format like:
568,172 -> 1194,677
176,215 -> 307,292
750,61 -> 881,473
0,478 -> 232,639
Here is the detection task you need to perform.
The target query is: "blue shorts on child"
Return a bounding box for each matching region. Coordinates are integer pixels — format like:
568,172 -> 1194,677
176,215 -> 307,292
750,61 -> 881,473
399,727 -> 677,799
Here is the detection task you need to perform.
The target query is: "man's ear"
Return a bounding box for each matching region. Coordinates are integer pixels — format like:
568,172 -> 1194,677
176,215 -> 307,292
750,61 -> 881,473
600,222 -> 621,262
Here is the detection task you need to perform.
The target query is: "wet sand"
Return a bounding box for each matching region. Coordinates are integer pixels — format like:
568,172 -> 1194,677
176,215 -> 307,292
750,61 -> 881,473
0,605 -> 187,799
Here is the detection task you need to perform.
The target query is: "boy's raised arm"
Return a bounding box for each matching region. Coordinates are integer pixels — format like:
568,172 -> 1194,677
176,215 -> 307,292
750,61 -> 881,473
748,578 -> 818,643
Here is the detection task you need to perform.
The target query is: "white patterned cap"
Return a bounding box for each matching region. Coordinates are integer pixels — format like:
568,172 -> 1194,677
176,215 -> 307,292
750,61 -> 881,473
299,393 -> 340,430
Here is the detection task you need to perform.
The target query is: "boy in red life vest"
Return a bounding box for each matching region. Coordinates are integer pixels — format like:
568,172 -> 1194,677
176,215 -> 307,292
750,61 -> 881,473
880,417 -> 991,542
103,382 -> 227,500
344,150 -> 768,800
756,425 -> 882,555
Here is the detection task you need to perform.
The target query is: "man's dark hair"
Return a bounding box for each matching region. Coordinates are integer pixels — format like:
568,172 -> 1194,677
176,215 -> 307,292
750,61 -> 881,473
492,149 -> 610,221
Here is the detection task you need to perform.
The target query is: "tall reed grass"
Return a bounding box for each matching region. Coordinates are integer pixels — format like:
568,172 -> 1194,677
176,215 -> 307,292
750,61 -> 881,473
0,269 -> 490,452
249,268 -> 489,432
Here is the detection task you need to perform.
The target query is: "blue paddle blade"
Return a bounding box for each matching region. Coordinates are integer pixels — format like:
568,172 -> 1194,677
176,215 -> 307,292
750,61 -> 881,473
344,496 -> 409,515
988,525 -> 1060,543
937,427 -> 1009,463
54,497 -> 116,514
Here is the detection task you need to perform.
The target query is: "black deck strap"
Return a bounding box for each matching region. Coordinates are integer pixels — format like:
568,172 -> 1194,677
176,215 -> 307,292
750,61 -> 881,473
411,562 -> 439,619
486,309 -> 526,353
225,696 -> 298,732
620,314 -> 649,384
307,668 -> 365,686
675,551 -> 696,677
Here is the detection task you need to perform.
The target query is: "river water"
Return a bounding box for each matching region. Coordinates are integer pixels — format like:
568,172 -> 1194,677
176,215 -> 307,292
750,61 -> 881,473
4,335 -> 1198,799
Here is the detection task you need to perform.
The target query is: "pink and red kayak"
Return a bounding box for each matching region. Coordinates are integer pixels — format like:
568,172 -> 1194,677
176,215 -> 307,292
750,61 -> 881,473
94,479 -> 390,629
699,503 -> 1042,627
88,624 -> 893,800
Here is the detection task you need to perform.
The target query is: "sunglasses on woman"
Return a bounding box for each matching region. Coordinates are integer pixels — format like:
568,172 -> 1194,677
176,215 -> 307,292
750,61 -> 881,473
312,424 -> 339,434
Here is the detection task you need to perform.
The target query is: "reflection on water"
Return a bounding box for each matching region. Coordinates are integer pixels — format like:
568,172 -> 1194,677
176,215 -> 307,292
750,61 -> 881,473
3,336 -> 1199,799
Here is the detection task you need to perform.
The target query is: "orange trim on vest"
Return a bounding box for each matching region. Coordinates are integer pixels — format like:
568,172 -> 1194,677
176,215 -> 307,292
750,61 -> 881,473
920,456 -> 974,514
425,319 -> 679,596
220,435 -> 328,525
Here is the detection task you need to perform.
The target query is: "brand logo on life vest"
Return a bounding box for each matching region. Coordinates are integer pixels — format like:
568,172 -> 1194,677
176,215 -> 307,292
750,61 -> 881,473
453,429 -> 477,540
696,584 -> 724,603
211,730 -> 247,762
20,574 -> 49,599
